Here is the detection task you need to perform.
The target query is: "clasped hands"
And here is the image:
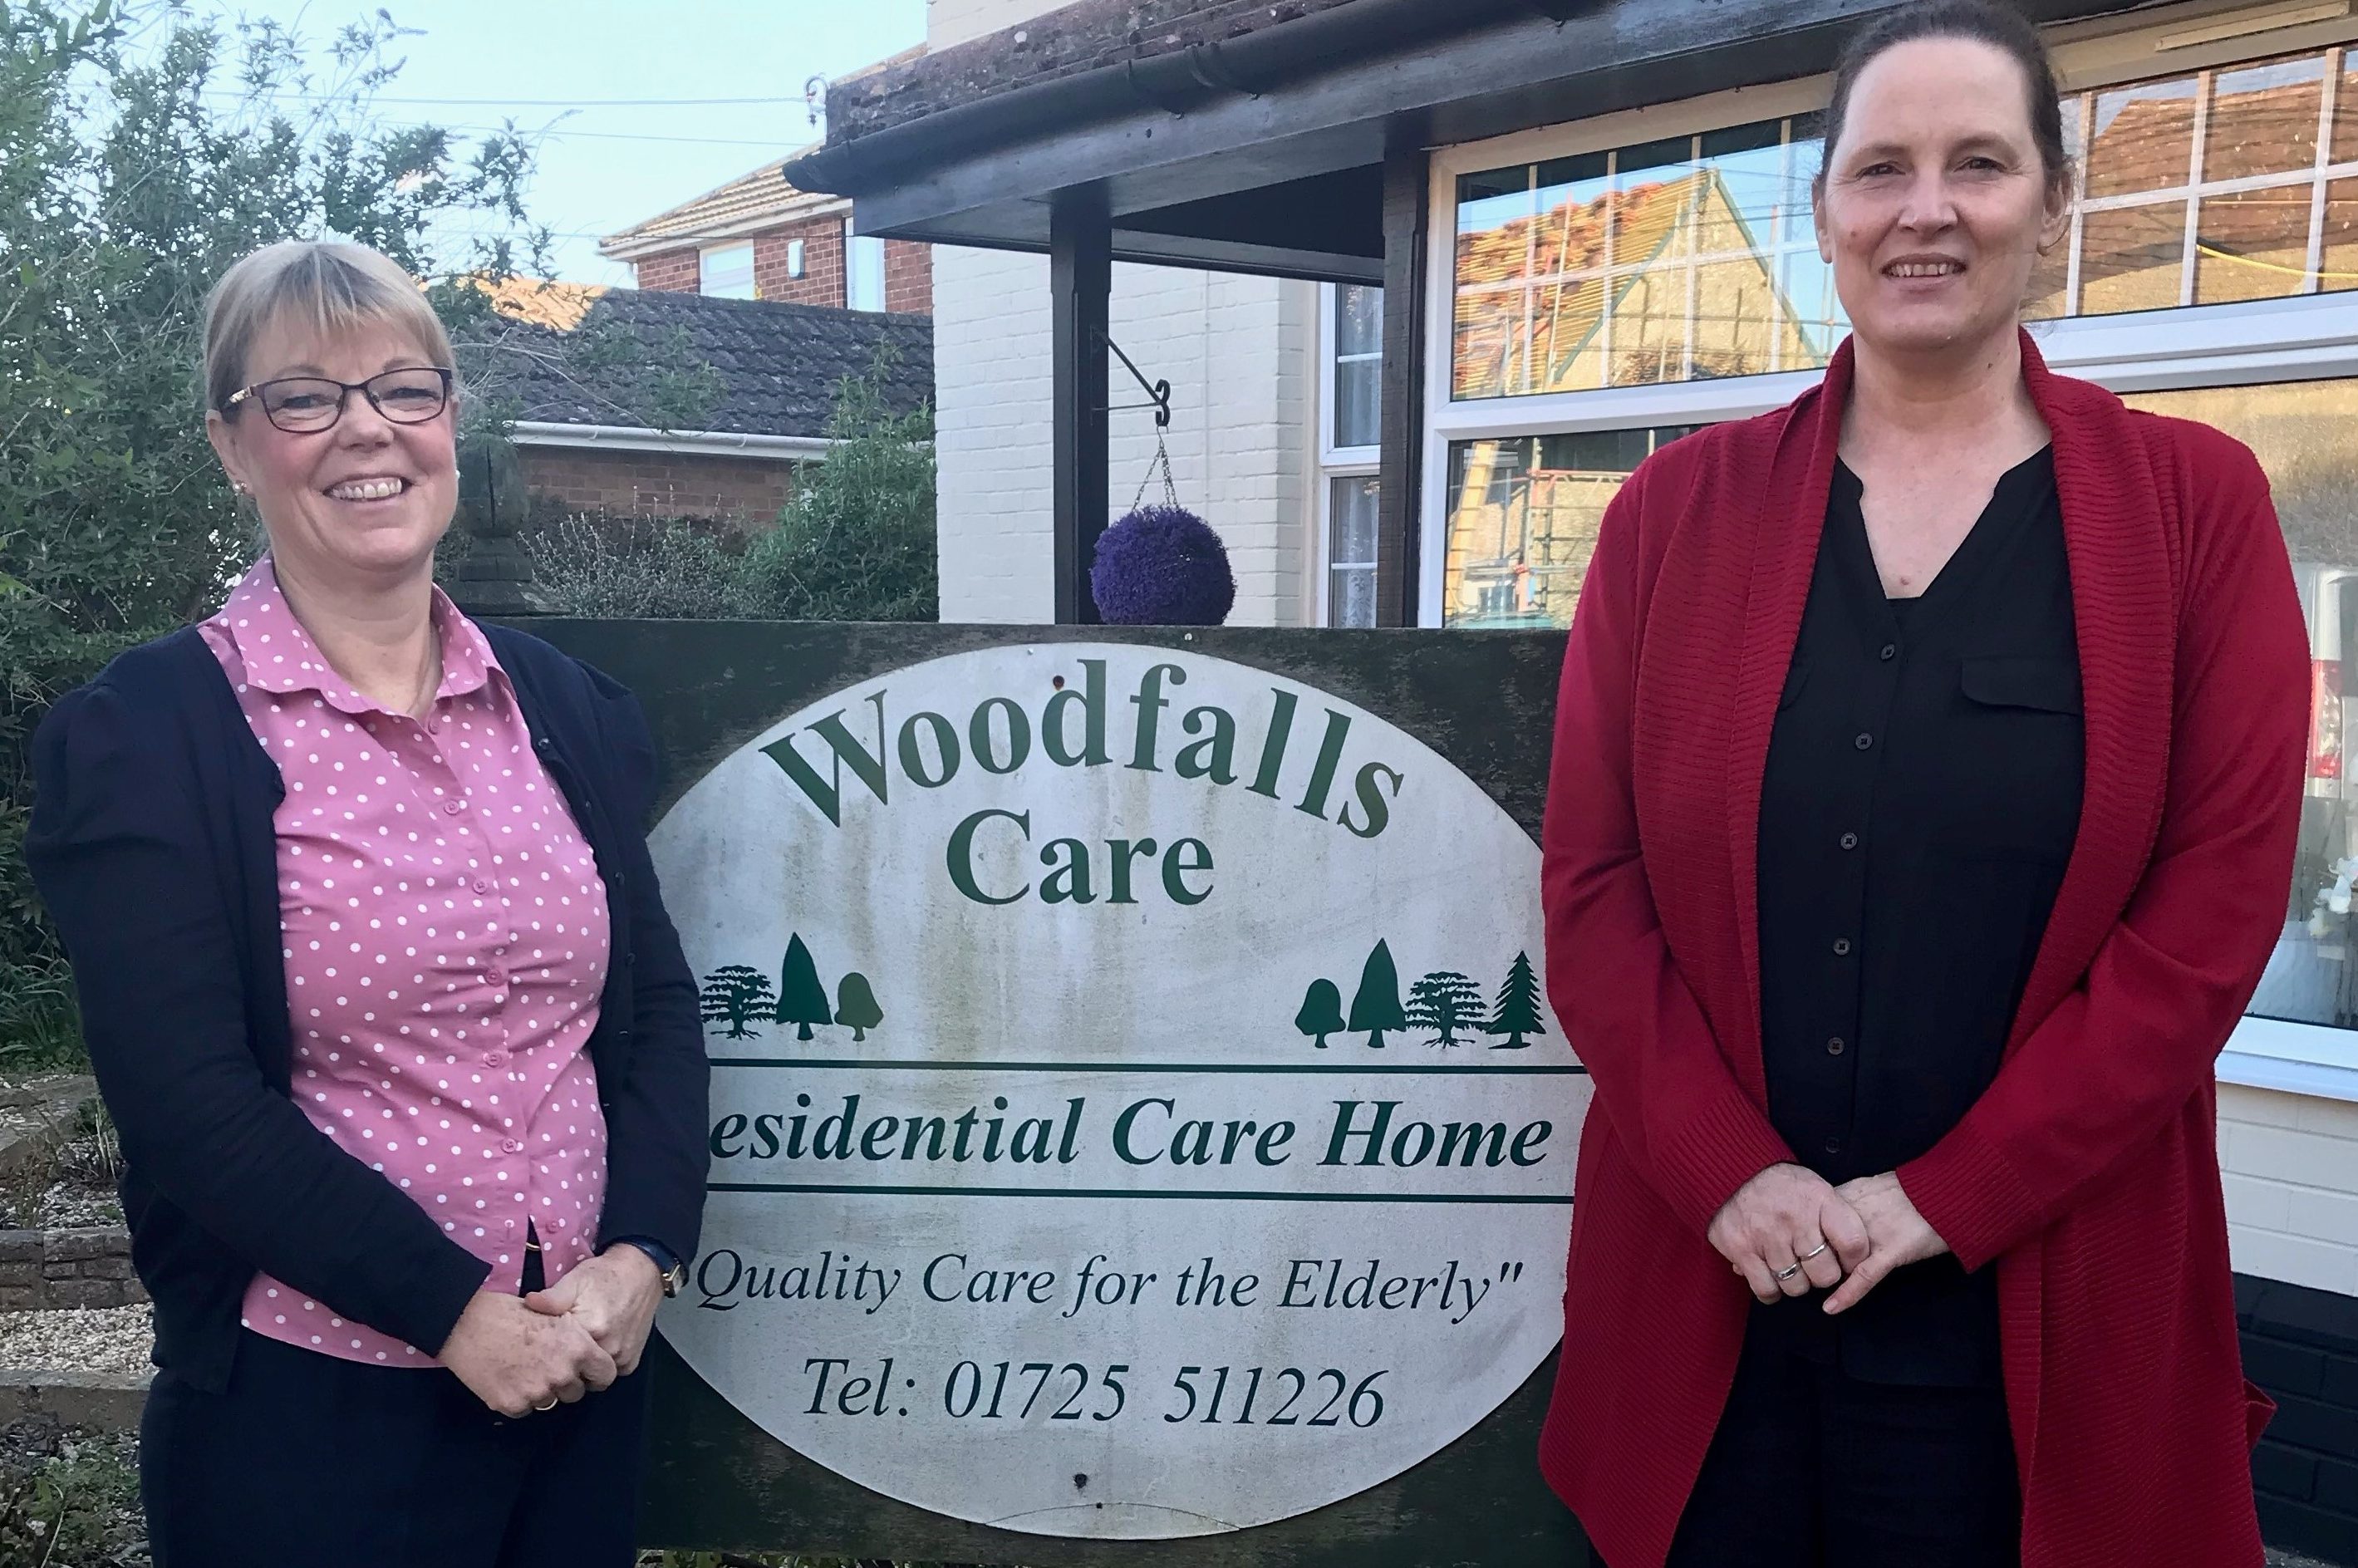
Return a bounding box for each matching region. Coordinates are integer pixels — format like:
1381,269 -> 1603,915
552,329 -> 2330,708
1707,1164 -> 1950,1310
437,1246 -> 666,1418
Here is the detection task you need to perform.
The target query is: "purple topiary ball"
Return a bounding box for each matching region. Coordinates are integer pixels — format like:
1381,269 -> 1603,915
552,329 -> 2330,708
1089,504 -> 1236,626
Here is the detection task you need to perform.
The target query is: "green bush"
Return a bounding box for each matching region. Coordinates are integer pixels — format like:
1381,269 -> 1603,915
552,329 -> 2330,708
524,351 -> 936,624
732,356 -> 937,623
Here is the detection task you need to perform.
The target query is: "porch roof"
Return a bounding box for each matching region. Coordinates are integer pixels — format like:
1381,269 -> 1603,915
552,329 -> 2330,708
784,0 -> 2140,284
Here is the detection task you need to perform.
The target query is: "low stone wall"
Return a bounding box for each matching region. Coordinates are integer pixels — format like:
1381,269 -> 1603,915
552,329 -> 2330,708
0,1230 -> 142,1312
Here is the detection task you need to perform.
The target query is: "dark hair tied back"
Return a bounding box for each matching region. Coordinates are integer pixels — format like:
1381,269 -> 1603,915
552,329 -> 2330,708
1817,0 -> 2072,198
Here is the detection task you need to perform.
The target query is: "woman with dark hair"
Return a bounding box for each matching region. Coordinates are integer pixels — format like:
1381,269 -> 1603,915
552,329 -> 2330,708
1537,3 -> 2301,1565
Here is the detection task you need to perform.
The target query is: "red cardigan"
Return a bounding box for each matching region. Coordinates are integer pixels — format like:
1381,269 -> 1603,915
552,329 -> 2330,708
1538,332 -> 2306,1568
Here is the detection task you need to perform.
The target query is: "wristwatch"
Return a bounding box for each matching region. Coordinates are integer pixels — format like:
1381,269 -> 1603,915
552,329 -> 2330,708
607,1236 -> 687,1297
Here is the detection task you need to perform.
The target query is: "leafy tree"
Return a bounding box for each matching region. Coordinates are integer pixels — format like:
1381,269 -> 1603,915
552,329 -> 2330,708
1407,970 -> 1483,1047
1346,941 -> 1407,1049
774,935 -> 833,1042
698,965 -> 774,1040
834,972 -> 882,1043
0,1 -> 707,1057
1485,950 -> 1548,1049
1294,978 -> 1344,1049
730,347 -> 937,622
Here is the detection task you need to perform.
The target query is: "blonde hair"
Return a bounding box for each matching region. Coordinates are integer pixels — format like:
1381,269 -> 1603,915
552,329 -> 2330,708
202,240 -> 455,416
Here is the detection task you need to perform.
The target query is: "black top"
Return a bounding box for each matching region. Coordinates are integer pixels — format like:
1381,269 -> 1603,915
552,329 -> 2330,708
24,625 -> 710,1393
1752,447 -> 2083,1387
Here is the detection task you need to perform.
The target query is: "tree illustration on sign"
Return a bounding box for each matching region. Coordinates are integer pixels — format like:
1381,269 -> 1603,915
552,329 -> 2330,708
1485,950 -> 1547,1049
835,973 -> 883,1043
1407,971 -> 1483,1047
1347,940 -> 1407,1049
698,965 -> 774,1040
1294,979 -> 1345,1049
774,935 -> 833,1042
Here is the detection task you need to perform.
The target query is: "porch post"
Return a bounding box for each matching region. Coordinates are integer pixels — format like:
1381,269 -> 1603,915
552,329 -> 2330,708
1050,189 -> 1113,624
1374,147 -> 1429,629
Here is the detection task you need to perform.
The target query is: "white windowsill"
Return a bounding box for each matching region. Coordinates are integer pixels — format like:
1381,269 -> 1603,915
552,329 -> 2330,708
2219,1014 -> 2358,1102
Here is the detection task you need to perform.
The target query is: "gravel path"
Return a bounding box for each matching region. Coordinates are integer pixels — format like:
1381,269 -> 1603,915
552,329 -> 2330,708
0,1305 -> 151,1376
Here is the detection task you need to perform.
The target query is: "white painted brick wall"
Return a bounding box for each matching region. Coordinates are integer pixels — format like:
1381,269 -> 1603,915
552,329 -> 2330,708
933,246 -> 1314,626
927,0 -> 1067,50
2221,1082 -> 2358,1296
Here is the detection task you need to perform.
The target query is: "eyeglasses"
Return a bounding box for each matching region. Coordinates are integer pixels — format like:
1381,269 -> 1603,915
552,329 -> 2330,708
221,366 -> 454,434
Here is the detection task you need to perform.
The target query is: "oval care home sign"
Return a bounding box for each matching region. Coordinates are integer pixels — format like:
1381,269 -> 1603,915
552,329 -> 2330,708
649,641 -> 1588,1539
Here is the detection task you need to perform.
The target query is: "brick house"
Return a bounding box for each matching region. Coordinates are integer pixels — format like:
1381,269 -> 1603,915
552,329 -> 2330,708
788,0 -> 2358,1558
449,278 -> 931,612
597,150 -> 933,316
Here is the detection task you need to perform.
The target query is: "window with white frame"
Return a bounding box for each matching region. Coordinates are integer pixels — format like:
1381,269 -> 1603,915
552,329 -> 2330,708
847,228 -> 887,312
701,242 -> 756,300
1319,283 -> 1383,626
1421,7 -> 2358,1081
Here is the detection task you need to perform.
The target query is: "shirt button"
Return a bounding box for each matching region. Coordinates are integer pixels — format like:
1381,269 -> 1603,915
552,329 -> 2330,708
441,800 -> 462,816
1853,733 -> 1874,750
1823,1137 -> 1843,1155
1879,643 -> 1898,661
1839,833 -> 1859,850
1827,1037 -> 1846,1055
473,878 -> 493,894
502,1138 -> 523,1154
485,1051 -> 508,1067
1832,938 -> 1852,956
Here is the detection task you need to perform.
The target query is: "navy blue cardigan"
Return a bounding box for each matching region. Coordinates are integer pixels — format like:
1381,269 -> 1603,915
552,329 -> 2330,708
25,623 -> 710,1392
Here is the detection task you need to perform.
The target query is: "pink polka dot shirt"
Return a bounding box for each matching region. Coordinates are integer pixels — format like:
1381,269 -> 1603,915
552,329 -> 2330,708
199,558 -> 612,1367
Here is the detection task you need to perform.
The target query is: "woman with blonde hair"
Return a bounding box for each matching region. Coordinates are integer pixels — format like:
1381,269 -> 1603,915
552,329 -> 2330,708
27,238 -> 709,1566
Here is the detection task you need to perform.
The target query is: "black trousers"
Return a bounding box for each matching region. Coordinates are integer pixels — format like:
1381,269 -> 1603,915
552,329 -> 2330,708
141,1330 -> 651,1568
1659,1340 -> 2021,1568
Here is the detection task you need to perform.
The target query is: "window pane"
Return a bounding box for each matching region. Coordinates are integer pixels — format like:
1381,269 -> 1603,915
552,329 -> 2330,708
1332,284 -> 1383,450
1331,566 -> 1378,629
702,243 -> 755,300
2026,237 -> 2071,321
2120,378 -> 2358,1028
2336,50 -> 2358,165
2321,175 -> 2358,292
1335,361 -> 1382,450
1777,246 -> 1849,361
2085,76 -> 2198,199
2078,203 -> 2188,314
1442,425 -> 1700,627
1454,163 -> 1540,399
1692,257 -> 1797,380
1452,118 -> 1825,400
1327,475 -> 1380,629
2194,184 -> 2314,303
1335,283 -> 1383,358
847,235 -> 887,311
2203,55 -> 2324,184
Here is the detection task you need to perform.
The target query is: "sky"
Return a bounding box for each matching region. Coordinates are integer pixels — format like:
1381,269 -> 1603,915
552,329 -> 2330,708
174,0 -> 929,285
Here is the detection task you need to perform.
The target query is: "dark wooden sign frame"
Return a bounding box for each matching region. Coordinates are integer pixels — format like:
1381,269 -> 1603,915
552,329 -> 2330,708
520,619 -> 1590,1566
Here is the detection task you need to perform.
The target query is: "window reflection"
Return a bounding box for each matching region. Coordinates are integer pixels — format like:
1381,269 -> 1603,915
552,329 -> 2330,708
1449,45 -> 2358,399
2133,381 -> 2358,1028
1441,426 -> 1701,626
1453,117 -> 1825,400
